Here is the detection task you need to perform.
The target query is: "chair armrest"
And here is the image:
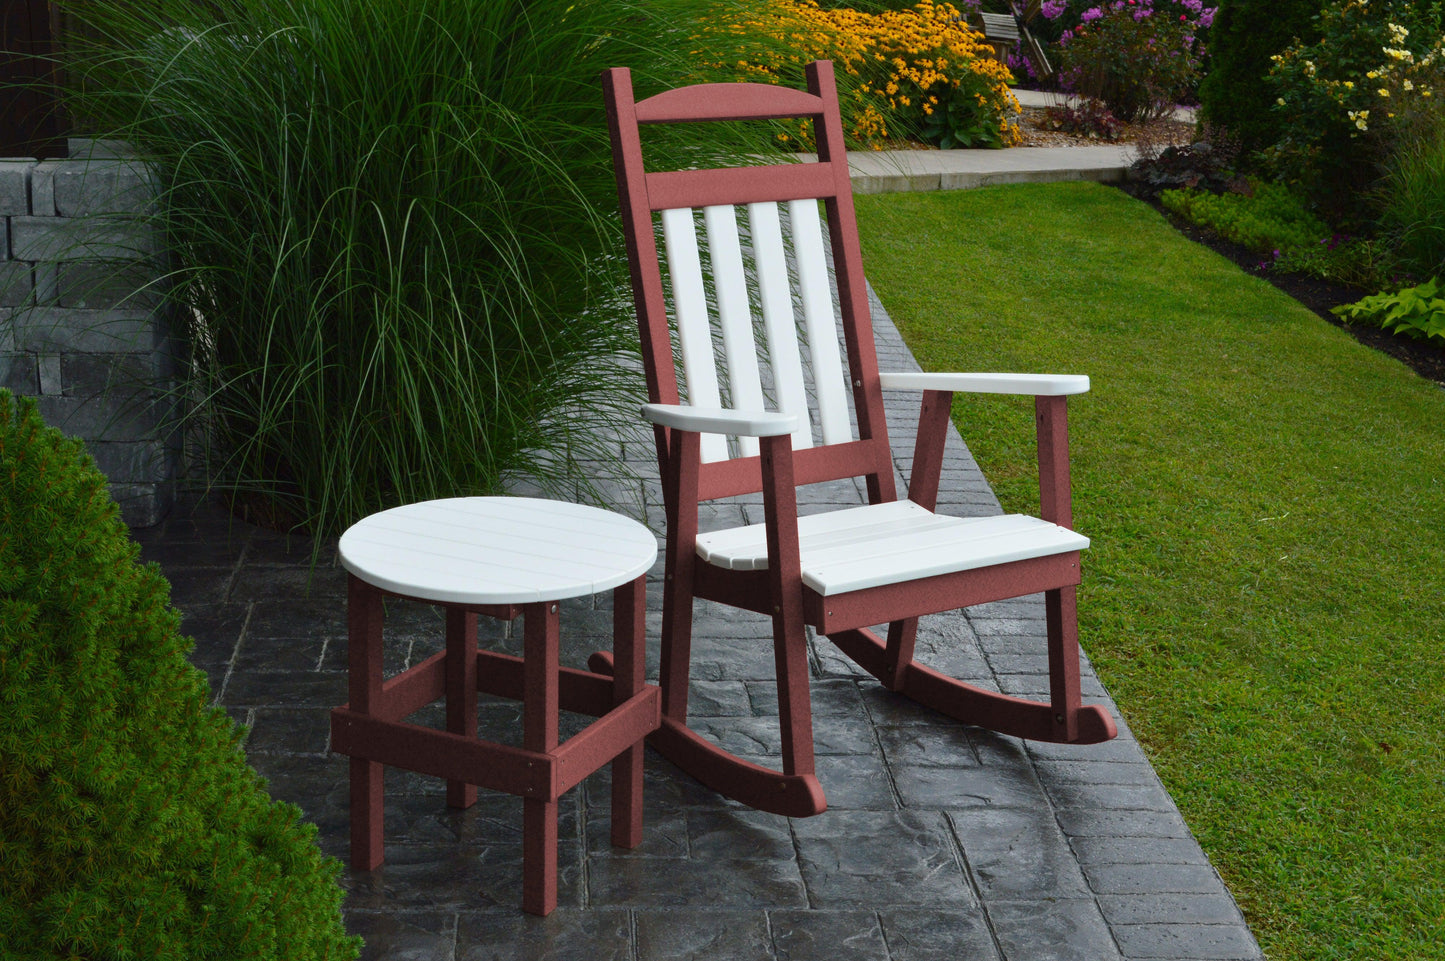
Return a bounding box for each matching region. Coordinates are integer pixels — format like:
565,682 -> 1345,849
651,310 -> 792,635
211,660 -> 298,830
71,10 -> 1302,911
879,371 -> 1089,396
642,403 -> 798,437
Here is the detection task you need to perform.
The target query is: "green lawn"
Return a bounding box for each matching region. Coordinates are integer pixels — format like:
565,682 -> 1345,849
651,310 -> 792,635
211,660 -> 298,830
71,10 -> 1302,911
855,182 -> 1445,961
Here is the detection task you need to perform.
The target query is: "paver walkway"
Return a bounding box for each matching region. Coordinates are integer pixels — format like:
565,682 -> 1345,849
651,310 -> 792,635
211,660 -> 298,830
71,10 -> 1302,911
137,275 -> 1262,961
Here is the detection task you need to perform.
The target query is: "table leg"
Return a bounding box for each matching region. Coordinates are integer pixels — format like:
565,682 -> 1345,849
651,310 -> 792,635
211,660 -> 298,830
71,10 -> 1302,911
347,574 -> 386,870
445,606 -> 479,809
522,600 -> 560,916
611,576 -> 646,849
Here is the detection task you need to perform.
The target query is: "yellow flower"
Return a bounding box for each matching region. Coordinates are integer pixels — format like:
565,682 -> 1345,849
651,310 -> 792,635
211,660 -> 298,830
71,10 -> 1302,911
1378,88 -> 1390,97
1277,97 -> 1286,106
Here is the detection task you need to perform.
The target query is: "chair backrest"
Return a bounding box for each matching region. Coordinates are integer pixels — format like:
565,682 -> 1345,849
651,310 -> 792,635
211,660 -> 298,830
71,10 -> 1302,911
603,60 -> 899,506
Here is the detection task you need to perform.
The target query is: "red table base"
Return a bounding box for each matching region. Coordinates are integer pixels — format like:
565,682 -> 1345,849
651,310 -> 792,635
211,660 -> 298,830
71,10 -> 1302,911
330,573 -> 659,915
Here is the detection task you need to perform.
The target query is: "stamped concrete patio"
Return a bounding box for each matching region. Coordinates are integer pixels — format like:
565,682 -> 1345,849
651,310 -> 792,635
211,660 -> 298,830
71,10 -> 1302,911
135,283 -> 1263,961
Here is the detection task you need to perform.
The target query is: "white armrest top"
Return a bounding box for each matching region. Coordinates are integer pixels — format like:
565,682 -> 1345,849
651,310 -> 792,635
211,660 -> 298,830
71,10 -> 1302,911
642,403 -> 799,437
878,372 -> 1090,396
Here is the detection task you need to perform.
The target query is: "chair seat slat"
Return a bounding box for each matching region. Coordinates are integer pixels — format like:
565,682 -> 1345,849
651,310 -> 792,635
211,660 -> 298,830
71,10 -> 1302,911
695,502 -> 1089,596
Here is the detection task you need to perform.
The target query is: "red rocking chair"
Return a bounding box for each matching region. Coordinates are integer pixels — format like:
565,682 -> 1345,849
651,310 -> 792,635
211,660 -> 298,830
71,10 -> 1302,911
600,60 -> 1116,818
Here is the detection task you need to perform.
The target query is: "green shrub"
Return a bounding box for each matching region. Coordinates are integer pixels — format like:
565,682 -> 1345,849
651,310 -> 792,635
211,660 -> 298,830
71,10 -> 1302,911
1196,0 -> 1325,153
1334,277 -> 1445,343
54,0 -> 752,538
0,389 -> 358,960
1272,232 -> 1395,287
1160,179 -> 1329,252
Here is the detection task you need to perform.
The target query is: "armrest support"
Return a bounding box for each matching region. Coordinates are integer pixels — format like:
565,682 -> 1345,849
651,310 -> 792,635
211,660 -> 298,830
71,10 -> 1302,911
642,403 -> 798,437
879,371 -> 1089,396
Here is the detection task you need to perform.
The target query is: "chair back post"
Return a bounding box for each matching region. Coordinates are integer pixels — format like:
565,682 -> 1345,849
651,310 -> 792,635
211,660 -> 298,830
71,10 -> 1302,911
806,60 -> 897,505
602,66 -> 681,472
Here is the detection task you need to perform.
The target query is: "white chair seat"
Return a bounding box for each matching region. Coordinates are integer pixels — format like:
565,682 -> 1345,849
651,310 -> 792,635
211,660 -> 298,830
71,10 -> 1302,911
695,500 -> 1088,596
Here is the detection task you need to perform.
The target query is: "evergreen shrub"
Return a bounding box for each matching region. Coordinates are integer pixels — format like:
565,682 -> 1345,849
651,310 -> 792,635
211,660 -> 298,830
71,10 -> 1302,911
1196,0 -> 1325,153
0,389 -> 358,960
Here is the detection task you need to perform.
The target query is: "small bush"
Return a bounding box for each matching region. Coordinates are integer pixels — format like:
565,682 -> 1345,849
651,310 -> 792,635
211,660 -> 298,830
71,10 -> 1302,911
1056,0 -> 1210,122
700,0 -> 1022,148
1272,232 -> 1395,287
1042,98 -> 1124,139
1159,179 -> 1329,252
0,390 -> 358,960
1127,126 -> 1241,198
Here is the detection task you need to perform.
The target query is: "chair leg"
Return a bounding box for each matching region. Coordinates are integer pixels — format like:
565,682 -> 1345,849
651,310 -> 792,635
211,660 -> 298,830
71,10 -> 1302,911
772,600 -> 816,779
657,546 -> 695,722
884,617 -> 920,692
1046,586 -> 1083,743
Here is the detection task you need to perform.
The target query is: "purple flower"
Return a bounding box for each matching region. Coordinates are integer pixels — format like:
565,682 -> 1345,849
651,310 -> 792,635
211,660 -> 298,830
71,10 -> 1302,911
1041,0 -> 1069,19
1080,6 -> 1104,22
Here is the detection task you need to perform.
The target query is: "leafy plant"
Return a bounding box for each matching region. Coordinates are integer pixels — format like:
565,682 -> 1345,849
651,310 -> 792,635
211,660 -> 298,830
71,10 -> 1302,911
1272,232 -> 1395,287
1127,125 -> 1241,198
1160,179 -> 1328,252
1056,0 -> 1210,121
1041,97 -> 1124,139
53,0 -> 753,538
1334,277 -> 1445,342
0,389 -> 358,960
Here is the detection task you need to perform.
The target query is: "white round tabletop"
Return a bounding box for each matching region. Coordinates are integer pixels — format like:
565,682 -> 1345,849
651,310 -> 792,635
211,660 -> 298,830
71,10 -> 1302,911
338,497 -> 658,606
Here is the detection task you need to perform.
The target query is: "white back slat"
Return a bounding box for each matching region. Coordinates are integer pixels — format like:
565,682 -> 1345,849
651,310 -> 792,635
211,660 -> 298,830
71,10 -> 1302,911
747,201 -> 814,451
789,199 -> 852,446
704,205 -> 765,459
661,207 -> 729,463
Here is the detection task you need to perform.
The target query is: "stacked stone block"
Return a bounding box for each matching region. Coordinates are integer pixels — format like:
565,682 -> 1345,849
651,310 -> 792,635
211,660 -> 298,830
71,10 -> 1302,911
1,141 -> 177,527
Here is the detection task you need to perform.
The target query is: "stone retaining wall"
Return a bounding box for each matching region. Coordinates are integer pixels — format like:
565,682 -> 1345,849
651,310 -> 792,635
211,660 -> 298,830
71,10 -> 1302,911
1,140 -> 177,527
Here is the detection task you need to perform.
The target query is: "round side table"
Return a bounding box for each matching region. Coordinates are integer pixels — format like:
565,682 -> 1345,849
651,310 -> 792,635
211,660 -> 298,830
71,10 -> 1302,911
329,497 -> 659,916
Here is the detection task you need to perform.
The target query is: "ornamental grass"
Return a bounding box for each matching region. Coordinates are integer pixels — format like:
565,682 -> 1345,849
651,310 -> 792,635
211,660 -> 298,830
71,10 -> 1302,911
51,0 -> 763,539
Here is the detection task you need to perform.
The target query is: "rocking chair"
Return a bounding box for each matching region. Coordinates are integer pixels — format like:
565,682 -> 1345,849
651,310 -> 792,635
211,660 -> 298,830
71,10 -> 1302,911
600,60 -> 1116,818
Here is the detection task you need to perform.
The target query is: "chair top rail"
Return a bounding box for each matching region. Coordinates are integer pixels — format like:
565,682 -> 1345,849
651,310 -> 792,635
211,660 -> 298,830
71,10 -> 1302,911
634,81 -> 827,125
645,163 -> 839,212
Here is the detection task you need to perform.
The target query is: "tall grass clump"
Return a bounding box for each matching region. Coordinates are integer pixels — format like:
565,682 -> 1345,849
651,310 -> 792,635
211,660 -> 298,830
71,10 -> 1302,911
1380,110 -> 1445,282
53,0 -> 757,536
